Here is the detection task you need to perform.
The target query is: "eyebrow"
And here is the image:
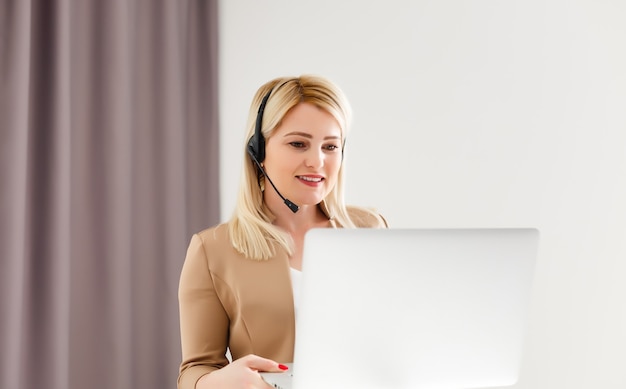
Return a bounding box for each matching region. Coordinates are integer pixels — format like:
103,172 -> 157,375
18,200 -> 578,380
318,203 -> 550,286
283,131 -> 341,140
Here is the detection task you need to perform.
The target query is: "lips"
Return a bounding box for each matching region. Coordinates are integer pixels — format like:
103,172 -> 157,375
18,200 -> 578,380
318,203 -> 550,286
297,175 -> 324,183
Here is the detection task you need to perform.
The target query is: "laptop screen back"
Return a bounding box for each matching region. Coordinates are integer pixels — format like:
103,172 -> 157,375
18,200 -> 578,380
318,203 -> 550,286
292,228 -> 539,389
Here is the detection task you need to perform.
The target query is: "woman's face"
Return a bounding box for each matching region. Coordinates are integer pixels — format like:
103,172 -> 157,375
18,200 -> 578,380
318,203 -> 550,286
263,102 -> 343,208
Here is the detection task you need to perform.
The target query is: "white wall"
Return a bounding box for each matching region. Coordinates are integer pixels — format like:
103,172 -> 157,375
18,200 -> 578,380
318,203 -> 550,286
219,1 -> 626,387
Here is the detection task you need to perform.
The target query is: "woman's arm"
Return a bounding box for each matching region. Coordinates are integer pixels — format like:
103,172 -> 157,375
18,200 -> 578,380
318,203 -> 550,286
178,233 -> 230,389
178,233 -> 289,389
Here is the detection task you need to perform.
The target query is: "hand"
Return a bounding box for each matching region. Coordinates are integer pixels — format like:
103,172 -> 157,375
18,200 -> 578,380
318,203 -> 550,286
195,354 -> 288,389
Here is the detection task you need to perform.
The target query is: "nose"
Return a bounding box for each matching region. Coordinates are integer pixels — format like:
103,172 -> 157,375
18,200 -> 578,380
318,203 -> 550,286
304,148 -> 324,169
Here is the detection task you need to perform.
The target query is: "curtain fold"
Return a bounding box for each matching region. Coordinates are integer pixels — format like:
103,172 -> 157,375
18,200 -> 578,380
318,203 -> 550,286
0,1 -> 220,388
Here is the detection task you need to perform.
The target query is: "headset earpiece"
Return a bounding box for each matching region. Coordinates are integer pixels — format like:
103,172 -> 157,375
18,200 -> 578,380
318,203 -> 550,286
245,85 -> 300,213
247,88 -> 273,164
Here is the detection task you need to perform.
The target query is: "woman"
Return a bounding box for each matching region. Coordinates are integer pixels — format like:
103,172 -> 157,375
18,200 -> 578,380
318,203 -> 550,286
178,75 -> 387,389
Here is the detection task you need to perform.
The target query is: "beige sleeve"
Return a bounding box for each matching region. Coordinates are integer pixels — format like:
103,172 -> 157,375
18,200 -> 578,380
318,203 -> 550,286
177,234 -> 229,389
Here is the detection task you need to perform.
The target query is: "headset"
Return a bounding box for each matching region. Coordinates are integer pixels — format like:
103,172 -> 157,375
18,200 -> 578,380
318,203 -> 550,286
247,86 -> 300,213
247,88 -> 272,164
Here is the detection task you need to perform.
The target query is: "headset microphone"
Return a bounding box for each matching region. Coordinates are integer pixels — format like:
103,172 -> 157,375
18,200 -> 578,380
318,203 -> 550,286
247,86 -> 300,213
248,151 -> 300,213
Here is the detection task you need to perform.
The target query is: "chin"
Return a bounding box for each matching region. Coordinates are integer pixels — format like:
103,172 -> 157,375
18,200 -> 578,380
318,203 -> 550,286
297,196 -> 326,207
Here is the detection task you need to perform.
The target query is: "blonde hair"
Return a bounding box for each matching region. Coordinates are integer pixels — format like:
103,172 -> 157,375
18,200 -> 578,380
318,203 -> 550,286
228,74 -> 378,260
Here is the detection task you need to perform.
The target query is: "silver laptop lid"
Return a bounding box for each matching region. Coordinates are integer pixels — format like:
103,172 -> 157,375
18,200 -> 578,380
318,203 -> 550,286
292,228 -> 539,389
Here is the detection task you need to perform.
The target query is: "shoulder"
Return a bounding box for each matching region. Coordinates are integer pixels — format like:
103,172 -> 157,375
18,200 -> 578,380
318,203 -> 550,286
195,223 -> 230,248
186,223 -> 242,267
346,205 -> 388,228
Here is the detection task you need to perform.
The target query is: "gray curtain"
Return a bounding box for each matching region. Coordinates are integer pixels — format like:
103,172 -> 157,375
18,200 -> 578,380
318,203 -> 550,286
0,1 -> 220,388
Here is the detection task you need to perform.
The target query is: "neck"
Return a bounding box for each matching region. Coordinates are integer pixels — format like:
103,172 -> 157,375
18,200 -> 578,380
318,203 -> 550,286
264,191 -> 329,234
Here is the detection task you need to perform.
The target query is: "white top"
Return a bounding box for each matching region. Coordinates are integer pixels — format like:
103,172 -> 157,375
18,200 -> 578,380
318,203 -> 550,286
290,267 -> 302,320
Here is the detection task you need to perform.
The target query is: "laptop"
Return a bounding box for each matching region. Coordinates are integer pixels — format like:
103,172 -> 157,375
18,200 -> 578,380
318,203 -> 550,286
262,228 -> 539,389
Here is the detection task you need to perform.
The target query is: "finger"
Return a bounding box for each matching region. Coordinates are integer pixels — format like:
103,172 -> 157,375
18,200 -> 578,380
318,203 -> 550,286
241,355 -> 288,373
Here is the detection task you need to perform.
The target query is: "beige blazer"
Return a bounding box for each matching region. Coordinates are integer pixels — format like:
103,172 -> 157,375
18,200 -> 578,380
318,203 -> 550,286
177,207 -> 387,389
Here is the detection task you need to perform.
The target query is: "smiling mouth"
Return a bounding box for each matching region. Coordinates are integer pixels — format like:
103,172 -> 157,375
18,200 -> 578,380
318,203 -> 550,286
297,176 -> 324,183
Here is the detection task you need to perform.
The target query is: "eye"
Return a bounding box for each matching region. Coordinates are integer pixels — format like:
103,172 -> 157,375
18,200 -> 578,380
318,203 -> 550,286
289,141 -> 306,149
324,144 -> 340,151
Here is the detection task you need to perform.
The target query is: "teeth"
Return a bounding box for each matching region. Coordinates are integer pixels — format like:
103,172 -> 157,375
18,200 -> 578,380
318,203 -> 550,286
299,176 -> 322,182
